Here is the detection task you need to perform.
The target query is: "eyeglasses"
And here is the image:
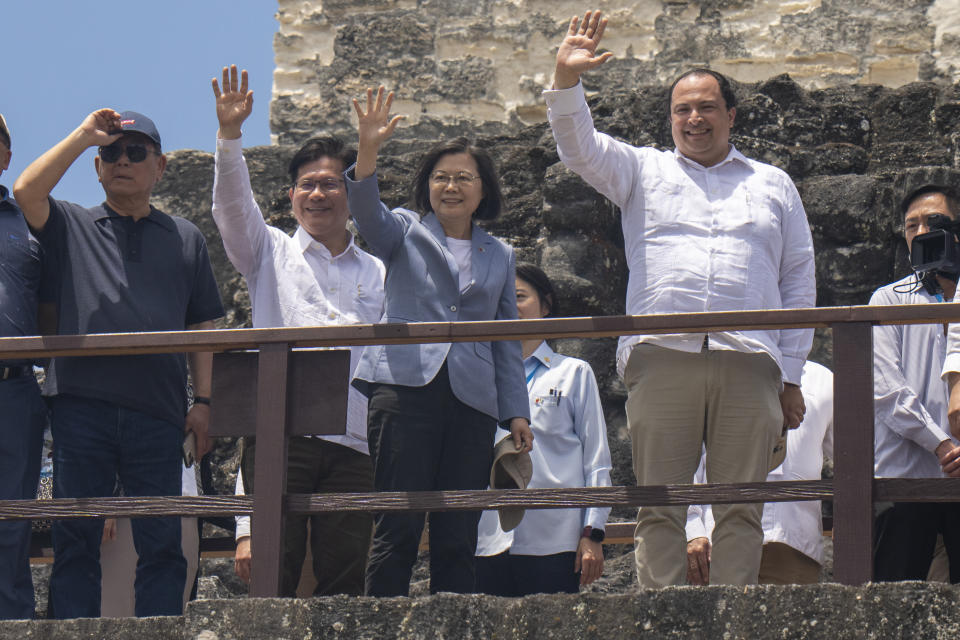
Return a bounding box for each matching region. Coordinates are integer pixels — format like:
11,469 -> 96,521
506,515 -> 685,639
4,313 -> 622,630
430,171 -> 479,188
98,143 -> 157,163
295,179 -> 344,194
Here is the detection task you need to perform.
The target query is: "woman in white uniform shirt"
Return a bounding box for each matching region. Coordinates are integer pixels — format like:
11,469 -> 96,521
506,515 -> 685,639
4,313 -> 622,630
476,264 -> 613,595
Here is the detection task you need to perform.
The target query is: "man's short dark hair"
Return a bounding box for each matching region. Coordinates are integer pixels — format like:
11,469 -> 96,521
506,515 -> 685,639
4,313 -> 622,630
288,136 -> 357,184
900,184 -> 960,218
668,68 -> 737,113
515,262 -> 557,317
412,137 -> 503,221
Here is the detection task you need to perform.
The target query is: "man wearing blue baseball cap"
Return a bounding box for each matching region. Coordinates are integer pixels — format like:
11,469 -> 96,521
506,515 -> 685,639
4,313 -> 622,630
14,109 -> 224,618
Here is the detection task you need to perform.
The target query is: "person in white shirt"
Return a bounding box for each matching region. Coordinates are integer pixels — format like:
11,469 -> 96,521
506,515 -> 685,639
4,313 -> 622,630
544,10 -> 816,587
872,184 -> 960,582
211,66 -> 385,596
685,361 -> 833,585
475,263 -> 612,595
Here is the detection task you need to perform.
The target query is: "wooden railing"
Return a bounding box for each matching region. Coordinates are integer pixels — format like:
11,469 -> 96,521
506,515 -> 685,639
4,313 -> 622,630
2,303 -> 960,596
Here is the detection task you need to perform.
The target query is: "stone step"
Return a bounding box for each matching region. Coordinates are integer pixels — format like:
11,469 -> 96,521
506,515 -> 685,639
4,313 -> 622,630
4,583 -> 959,639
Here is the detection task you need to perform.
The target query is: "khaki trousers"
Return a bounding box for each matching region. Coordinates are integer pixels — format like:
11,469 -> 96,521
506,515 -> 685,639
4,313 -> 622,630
625,344 -> 782,587
758,542 -> 821,584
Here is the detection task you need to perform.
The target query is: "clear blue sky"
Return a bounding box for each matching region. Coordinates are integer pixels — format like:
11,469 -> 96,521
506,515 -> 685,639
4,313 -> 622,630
1,0 -> 277,204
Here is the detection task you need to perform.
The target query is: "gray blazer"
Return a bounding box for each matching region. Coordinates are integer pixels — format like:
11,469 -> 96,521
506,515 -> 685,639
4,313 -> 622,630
345,170 -> 530,424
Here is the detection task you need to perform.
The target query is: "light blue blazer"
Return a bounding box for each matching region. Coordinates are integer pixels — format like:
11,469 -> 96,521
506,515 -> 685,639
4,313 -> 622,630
345,169 -> 530,425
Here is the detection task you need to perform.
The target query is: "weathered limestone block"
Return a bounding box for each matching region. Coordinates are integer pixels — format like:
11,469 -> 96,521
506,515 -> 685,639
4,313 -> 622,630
1,615 -> 184,639
178,584 -> 960,639
272,0 -> 960,140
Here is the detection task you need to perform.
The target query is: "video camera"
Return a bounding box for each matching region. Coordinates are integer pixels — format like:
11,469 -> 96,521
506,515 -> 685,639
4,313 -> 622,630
910,214 -> 960,275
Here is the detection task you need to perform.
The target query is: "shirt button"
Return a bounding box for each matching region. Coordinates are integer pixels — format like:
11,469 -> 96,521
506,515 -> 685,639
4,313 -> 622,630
328,312 -> 337,320
450,305 -> 457,312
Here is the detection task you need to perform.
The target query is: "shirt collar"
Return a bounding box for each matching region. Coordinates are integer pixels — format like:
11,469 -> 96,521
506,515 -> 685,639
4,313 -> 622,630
295,225 -> 358,260
673,144 -> 751,170
525,341 -> 557,369
96,203 -> 176,232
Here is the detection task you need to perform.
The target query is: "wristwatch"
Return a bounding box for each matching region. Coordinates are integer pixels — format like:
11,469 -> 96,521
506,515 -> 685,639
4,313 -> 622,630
582,526 -> 605,543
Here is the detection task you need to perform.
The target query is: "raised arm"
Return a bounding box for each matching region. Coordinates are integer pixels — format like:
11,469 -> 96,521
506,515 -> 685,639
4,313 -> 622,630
212,64 -> 254,141
14,109 -> 123,231
210,65 -> 269,276
553,10 -> 614,90
352,86 -> 405,180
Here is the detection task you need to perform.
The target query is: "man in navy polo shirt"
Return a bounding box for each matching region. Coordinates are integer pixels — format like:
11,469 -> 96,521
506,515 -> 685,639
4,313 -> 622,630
0,113 -> 48,619
14,109 -> 224,618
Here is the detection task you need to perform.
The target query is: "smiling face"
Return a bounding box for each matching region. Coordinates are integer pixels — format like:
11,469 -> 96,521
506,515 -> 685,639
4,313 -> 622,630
288,156 -> 350,247
427,152 -> 485,231
95,133 -> 166,200
669,73 -> 735,168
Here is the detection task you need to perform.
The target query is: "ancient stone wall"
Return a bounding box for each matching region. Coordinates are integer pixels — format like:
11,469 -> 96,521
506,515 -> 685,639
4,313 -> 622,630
271,0 -> 960,142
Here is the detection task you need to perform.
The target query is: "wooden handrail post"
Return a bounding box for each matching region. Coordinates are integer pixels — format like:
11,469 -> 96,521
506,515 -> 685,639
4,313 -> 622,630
249,342 -> 291,597
831,322 -> 875,585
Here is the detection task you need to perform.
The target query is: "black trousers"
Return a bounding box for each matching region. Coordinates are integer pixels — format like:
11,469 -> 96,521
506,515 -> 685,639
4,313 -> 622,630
364,364 -> 497,596
243,436 -> 374,597
873,502 -> 960,583
476,551 -> 580,596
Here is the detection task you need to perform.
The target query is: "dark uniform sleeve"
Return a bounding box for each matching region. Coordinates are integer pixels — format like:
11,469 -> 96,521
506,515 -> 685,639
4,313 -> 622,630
35,196 -> 68,250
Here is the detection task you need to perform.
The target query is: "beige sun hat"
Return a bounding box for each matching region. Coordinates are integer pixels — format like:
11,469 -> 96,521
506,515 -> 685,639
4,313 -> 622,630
490,434 -> 533,531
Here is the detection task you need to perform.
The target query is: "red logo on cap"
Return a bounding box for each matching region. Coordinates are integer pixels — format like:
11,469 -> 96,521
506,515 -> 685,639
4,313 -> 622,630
121,119 -> 135,126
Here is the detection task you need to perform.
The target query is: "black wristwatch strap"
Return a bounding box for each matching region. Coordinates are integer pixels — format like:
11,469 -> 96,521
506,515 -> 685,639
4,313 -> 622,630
193,396 -> 211,406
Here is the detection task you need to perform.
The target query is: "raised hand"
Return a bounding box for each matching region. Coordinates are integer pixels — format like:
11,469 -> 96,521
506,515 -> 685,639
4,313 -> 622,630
353,86 -> 405,180
554,10 -> 614,90
354,86 -> 404,151
78,109 -> 124,147
212,64 -> 254,140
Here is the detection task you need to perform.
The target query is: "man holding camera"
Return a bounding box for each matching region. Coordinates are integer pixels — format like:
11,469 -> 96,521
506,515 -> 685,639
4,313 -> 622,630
870,184 -> 960,582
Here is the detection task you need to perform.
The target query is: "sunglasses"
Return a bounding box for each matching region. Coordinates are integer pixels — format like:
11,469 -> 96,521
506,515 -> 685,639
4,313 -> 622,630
98,142 -> 156,163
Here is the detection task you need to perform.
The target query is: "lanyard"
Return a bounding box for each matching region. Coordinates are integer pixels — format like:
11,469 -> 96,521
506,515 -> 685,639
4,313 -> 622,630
525,361 -> 542,386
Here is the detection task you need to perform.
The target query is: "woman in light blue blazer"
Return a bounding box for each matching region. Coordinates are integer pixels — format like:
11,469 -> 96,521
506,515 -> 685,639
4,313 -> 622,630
345,87 -> 534,597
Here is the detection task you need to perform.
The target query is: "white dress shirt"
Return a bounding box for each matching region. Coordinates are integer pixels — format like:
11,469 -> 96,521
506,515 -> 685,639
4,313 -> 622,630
544,83 -> 816,385
941,319 -> 960,379
686,361 -> 834,563
476,342 -> 612,557
871,275 -> 955,479
212,136 -> 385,453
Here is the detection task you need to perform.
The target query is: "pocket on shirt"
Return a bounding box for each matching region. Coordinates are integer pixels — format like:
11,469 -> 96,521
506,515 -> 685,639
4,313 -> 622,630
353,285 -> 385,324
644,180 -> 685,225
